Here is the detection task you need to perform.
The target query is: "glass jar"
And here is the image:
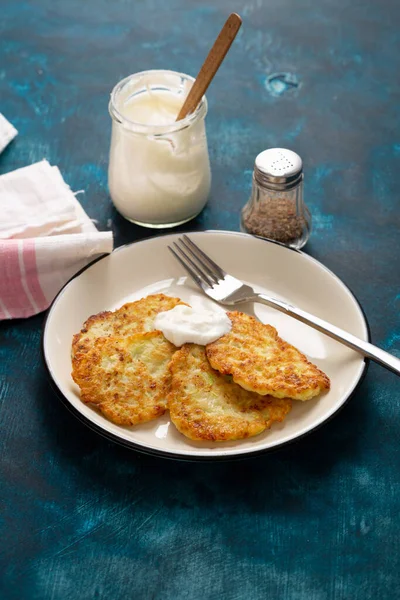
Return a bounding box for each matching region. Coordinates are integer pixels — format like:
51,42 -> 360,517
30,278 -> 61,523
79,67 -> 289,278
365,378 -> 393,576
241,148 -> 311,249
108,70 -> 211,228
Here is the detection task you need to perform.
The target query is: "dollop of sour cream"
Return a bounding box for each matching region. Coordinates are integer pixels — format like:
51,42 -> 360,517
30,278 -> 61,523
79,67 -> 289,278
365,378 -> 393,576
154,305 -> 232,347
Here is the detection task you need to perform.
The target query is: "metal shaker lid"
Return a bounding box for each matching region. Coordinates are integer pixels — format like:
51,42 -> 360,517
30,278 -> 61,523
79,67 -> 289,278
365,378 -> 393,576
254,148 -> 303,190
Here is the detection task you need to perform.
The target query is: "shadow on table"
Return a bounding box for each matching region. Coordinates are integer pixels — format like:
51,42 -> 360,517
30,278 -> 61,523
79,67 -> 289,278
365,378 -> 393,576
36,371 -> 372,517
111,205 -> 207,247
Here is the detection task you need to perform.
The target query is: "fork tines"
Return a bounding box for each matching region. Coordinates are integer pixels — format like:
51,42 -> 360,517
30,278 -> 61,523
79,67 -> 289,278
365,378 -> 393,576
168,235 -> 225,289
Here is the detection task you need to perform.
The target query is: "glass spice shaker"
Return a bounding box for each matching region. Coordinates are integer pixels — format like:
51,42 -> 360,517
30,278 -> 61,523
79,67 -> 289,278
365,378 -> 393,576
241,148 -> 311,249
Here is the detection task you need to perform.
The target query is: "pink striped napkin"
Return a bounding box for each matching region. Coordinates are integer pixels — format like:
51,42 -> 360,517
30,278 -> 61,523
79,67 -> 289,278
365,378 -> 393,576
0,159 -> 113,320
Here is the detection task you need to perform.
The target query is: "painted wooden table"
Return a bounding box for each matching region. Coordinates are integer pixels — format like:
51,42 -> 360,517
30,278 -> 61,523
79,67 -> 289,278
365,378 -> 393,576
1,1 -> 399,598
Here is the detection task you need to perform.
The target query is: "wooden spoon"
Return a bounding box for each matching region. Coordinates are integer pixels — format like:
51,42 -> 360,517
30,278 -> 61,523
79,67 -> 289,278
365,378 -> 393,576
176,13 -> 242,121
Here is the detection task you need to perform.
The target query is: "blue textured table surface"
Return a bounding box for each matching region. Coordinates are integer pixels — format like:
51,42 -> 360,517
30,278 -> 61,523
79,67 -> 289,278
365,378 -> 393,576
1,1 -> 399,598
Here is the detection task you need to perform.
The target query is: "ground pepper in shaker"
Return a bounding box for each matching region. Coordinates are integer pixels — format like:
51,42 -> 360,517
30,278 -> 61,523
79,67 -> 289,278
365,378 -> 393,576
241,148 -> 311,249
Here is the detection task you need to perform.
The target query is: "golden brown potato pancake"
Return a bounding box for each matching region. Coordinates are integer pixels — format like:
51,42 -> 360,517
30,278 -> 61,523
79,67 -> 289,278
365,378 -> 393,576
72,293 -> 185,358
72,331 -> 176,426
168,344 -> 292,441
206,311 -> 330,401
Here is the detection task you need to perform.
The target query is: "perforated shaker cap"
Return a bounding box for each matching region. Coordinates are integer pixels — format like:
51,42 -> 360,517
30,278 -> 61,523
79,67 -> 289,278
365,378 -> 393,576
254,148 -> 303,190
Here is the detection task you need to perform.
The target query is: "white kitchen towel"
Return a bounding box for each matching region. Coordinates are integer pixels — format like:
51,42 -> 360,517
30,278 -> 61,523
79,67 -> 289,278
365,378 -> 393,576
0,160 -> 113,319
0,160 -> 100,239
0,113 -> 18,153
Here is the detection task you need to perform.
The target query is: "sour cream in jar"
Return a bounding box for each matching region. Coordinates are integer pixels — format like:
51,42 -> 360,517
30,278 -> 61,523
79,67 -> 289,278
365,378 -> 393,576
108,70 -> 211,228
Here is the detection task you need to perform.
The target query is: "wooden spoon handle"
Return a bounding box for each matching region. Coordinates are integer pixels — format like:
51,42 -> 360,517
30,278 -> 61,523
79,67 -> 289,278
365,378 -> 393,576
176,13 -> 242,121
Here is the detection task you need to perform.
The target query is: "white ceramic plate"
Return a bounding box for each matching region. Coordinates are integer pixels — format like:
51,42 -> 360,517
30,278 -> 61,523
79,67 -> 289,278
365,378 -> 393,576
43,231 -> 369,460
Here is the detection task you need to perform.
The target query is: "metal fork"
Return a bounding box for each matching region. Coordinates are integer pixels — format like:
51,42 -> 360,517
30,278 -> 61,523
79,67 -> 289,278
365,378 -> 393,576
169,235 -> 400,377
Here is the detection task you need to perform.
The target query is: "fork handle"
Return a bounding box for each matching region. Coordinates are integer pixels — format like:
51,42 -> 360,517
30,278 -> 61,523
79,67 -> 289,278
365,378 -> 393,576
256,294 -> 400,377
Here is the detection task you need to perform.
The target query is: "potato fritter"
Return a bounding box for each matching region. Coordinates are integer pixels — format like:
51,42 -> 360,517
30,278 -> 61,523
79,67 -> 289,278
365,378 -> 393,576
72,294 -> 185,358
72,332 -> 176,426
168,344 -> 292,441
206,311 -> 330,401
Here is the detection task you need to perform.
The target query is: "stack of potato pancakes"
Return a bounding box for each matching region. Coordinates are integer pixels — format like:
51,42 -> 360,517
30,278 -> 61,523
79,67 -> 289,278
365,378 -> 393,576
72,294 -> 330,442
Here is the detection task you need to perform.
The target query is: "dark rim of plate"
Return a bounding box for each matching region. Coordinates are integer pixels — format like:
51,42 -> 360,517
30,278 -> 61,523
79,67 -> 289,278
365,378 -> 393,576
41,231 -> 371,462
